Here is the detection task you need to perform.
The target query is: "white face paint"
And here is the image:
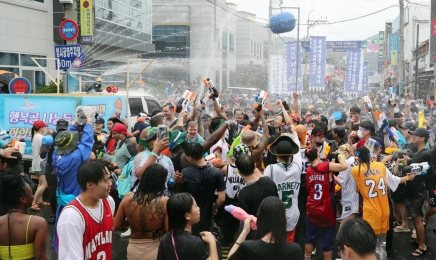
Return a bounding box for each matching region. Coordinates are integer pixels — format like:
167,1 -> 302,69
357,130 -> 363,139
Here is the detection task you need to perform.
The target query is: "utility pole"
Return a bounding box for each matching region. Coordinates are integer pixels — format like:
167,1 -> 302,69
399,0 -> 405,96
268,0 -> 274,56
415,24 -> 419,99
64,1 -> 78,44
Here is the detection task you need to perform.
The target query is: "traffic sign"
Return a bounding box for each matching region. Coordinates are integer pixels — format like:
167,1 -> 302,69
9,77 -> 31,94
54,44 -> 86,70
59,19 -> 79,41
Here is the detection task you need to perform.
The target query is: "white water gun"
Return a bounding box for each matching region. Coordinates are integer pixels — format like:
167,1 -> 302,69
402,162 -> 430,175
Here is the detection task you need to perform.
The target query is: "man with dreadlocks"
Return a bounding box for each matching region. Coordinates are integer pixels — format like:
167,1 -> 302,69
264,134 -> 302,242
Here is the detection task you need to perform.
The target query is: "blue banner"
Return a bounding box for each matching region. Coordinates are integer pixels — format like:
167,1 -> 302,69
345,50 -> 362,96
0,95 -> 77,139
301,41 -> 361,53
361,62 -> 369,95
378,60 -> 384,74
388,33 -> 399,62
285,42 -> 303,93
309,36 -> 326,91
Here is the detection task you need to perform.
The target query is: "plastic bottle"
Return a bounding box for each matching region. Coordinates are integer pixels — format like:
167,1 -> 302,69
14,139 -> 26,154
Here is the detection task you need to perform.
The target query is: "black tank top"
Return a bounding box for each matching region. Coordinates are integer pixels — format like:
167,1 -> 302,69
171,152 -> 184,173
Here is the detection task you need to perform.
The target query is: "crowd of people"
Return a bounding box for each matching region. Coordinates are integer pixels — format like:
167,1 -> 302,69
1,87 -> 436,260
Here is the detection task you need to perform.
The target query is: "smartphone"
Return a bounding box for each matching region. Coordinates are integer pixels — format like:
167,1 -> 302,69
282,101 -> 290,111
157,125 -> 168,140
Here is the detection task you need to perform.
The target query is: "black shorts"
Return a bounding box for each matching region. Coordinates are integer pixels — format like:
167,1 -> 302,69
405,196 -> 425,218
428,187 -> 436,208
46,173 -> 57,187
391,184 -> 406,203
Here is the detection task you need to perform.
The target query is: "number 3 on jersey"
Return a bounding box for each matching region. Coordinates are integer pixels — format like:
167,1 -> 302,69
281,190 -> 294,209
314,183 -> 323,200
365,177 -> 386,198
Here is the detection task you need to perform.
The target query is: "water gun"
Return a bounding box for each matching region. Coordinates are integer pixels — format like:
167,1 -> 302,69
395,130 -> 407,145
363,95 -> 373,111
418,110 -> 425,128
0,131 -> 13,148
379,119 -> 389,135
385,147 -> 399,154
205,154 -> 221,166
225,205 -> 257,230
106,163 -> 118,172
254,90 -> 268,112
175,90 -> 196,113
202,78 -> 219,104
227,125 -> 251,158
95,150 -> 104,159
402,162 -> 430,175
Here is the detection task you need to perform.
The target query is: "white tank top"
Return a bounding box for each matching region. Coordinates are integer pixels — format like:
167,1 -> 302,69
225,164 -> 246,199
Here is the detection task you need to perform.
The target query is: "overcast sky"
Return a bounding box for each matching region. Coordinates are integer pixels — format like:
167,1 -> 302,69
230,0 -> 429,41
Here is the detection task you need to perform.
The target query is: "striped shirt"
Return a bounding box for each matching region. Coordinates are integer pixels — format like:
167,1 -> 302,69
336,156 -> 359,219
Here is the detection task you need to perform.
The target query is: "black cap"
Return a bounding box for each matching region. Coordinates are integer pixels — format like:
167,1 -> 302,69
95,118 -> 105,125
408,128 -> 429,139
399,122 -> 417,131
394,113 -> 403,119
56,119 -> 69,131
202,114 -> 212,120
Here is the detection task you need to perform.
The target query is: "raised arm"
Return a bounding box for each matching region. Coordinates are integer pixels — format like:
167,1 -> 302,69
293,92 -> 300,116
277,101 -> 292,126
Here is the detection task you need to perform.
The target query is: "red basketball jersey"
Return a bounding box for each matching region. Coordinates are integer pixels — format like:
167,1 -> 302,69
305,161 -> 335,227
68,198 -> 113,260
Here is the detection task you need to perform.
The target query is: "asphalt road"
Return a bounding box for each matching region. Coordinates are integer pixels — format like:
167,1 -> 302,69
32,205 -> 436,260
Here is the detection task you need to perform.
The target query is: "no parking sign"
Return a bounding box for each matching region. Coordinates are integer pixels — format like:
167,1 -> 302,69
59,19 -> 79,41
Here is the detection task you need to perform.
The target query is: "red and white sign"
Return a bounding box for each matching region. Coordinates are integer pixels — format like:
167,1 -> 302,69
9,77 -> 31,94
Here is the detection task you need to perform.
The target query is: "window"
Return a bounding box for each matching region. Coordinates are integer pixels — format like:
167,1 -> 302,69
0,67 -> 19,74
222,31 -> 228,50
144,97 -> 161,114
0,53 -> 19,66
128,98 -> 143,116
21,54 -> 46,67
35,71 -> 46,87
215,70 -> 220,86
229,34 -> 234,51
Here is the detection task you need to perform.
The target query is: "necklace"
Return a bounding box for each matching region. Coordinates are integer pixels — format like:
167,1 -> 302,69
77,197 -> 103,224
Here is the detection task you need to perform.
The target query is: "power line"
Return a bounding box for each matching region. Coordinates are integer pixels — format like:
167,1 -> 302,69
323,5 -> 399,25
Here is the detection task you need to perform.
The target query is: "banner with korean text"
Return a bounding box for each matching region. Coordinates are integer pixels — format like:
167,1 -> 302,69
361,62 -> 369,95
286,42 -> 303,93
309,36 -> 326,91
388,33 -> 399,65
269,56 -> 284,94
345,50 -> 362,96
0,95 -> 77,139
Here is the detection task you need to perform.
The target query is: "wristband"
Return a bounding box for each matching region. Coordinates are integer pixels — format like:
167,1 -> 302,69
226,120 -> 231,126
406,175 -> 409,181
235,242 -> 241,245
150,152 -> 159,157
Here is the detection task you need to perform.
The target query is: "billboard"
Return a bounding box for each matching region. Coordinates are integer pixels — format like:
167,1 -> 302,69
286,42 -> 303,93
80,0 -> 94,43
388,33 -> 399,65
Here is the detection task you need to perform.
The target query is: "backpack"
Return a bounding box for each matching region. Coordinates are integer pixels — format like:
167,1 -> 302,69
117,156 -> 136,199
117,151 -> 173,199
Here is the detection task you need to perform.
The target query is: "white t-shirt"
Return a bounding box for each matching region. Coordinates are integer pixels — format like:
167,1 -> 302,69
210,138 -> 230,163
264,161 -> 301,232
57,196 -> 115,260
31,133 -> 44,171
336,157 -> 359,219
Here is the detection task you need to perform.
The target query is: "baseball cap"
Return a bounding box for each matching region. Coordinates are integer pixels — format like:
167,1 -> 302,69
408,128 -> 429,139
399,122 -> 417,131
112,123 -> 129,135
56,119 -> 69,131
33,120 -> 47,129
95,118 -> 105,125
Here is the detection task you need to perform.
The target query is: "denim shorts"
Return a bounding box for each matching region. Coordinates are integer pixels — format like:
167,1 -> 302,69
34,160 -> 47,177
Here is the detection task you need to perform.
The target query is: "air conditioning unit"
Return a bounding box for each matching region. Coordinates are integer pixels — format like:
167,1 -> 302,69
59,0 -> 73,4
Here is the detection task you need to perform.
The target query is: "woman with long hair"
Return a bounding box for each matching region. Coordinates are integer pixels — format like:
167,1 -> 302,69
227,196 -> 303,259
351,146 -> 413,259
304,145 -> 348,260
0,169 -> 48,259
333,144 -> 359,226
30,120 -> 49,211
157,193 -> 219,260
114,164 -> 169,260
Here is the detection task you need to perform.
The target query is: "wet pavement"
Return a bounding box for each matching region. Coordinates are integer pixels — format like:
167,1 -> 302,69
33,205 -> 436,260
